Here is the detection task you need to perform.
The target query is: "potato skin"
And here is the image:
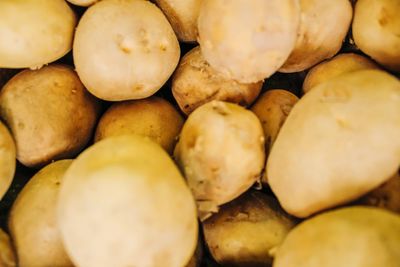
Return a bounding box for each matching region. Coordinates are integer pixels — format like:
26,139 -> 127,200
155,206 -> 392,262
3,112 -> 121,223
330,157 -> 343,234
0,122 -> 15,201
267,70 -> 400,218
8,160 -> 74,267
172,47 -> 262,115
0,0 -> 76,69
95,96 -> 184,154
74,0 -> 180,101
0,65 -> 101,168
0,229 -> 16,267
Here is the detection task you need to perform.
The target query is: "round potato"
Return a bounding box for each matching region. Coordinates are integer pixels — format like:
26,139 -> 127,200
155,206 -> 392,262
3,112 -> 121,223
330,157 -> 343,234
66,0 -> 99,6
0,64 -> 101,168
95,97 -> 184,154
174,101 -> 265,219
352,0 -> 400,72
58,135 -> 198,267
274,206 -> 400,267
74,0 -> 180,101
203,191 -> 296,266
267,70 -> 400,218
302,53 -> 380,94
0,121 -> 16,201
172,47 -> 262,115
0,228 -> 16,267
198,0 -> 300,83
0,0 -> 76,69
280,0 -> 353,73
8,160 -> 73,267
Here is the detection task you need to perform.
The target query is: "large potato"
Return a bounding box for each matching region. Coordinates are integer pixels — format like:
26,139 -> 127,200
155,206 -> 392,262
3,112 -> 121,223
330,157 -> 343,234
0,229 -> 16,267
174,101 -> 265,219
74,0 -> 180,101
8,160 -> 73,267
352,0 -> 400,72
198,0 -> 300,83
172,47 -> 262,115
0,0 -> 76,69
95,97 -> 184,154
267,70 -> 400,218
273,207 -> 400,267
58,135 -> 198,267
280,0 -> 353,73
0,121 -> 16,201
0,65 -> 101,168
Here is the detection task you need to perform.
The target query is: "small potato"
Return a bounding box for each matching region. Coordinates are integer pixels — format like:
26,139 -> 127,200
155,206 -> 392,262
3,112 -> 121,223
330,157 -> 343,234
95,97 -> 184,154
302,53 -> 380,94
0,121 -> 16,201
0,228 -> 16,267
203,191 -> 296,266
280,0 -> 353,73
8,160 -> 73,267
174,101 -> 265,219
198,0 -> 300,83
172,47 -> 262,115
74,0 -> 180,101
0,0 -> 76,69
66,0 -> 99,6
0,65 -> 101,168
352,0 -> 400,72
155,0 -> 202,42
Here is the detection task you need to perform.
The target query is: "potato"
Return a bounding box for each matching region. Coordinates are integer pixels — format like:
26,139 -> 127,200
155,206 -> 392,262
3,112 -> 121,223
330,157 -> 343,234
172,47 -> 262,115
8,160 -> 73,267
203,191 -> 296,266
0,229 -> 16,267
174,101 -> 265,219
95,96 -> 184,154
198,0 -> 300,83
58,135 -> 198,267
74,0 -> 180,101
155,0 -> 201,42
267,70 -> 400,218
66,0 -> 99,6
352,0 -> 400,72
302,53 -> 380,94
0,0 -> 76,69
0,121 -> 16,201
0,64 -> 101,168
273,206 -> 400,267
279,0 -> 353,73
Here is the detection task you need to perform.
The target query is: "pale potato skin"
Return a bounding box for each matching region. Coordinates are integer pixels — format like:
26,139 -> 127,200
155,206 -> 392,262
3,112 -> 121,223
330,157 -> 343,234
0,0 -> 76,69
273,207 -> 400,267
203,191 -> 296,266
0,121 -> 15,201
267,70 -> 400,218
302,53 -> 380,93
58,135 -> 198,267
172,47 -> 262,115
95,96 -> 184,154
174,101 -> 265,219
280,0 -> 353,73
0,65 -> 101,168
74,0 -> 180,101
353,0 -> 400,72
155,0 -> 202,42
198,0 -> 300,83
67,0 -> 99,6
8,160 -> 74,267
0,229 -> 16,267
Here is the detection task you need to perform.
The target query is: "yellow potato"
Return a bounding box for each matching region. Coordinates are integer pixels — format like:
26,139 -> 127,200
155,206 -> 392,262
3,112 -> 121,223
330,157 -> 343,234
0,121 -> 16,200
0,229 -> 16,267
8,160 -> 73,267
267,70 -> 400,218
172,47 -> 262,115
95,97 -> 184,154
58,135 -> 198,267
66,0 -> 99,6
0,65 -> 101,168
0,0 -> 76,69
74,0 -> 180,101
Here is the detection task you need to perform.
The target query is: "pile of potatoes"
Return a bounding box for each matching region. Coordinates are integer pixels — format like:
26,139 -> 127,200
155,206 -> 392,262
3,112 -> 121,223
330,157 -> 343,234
0,0 -> 400,266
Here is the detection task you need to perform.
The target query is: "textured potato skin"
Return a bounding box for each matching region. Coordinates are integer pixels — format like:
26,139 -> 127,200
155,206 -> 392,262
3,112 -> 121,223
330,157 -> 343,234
0,229 -> 16,267
267,70 -> 400,218
0,65 -> 101,168
172,47 -> 262,115
8,160 -> 73,267
74,0 -> 180,101
95,96 -> 184,154
0,122 -> 15,201
0,0 -> 76,69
